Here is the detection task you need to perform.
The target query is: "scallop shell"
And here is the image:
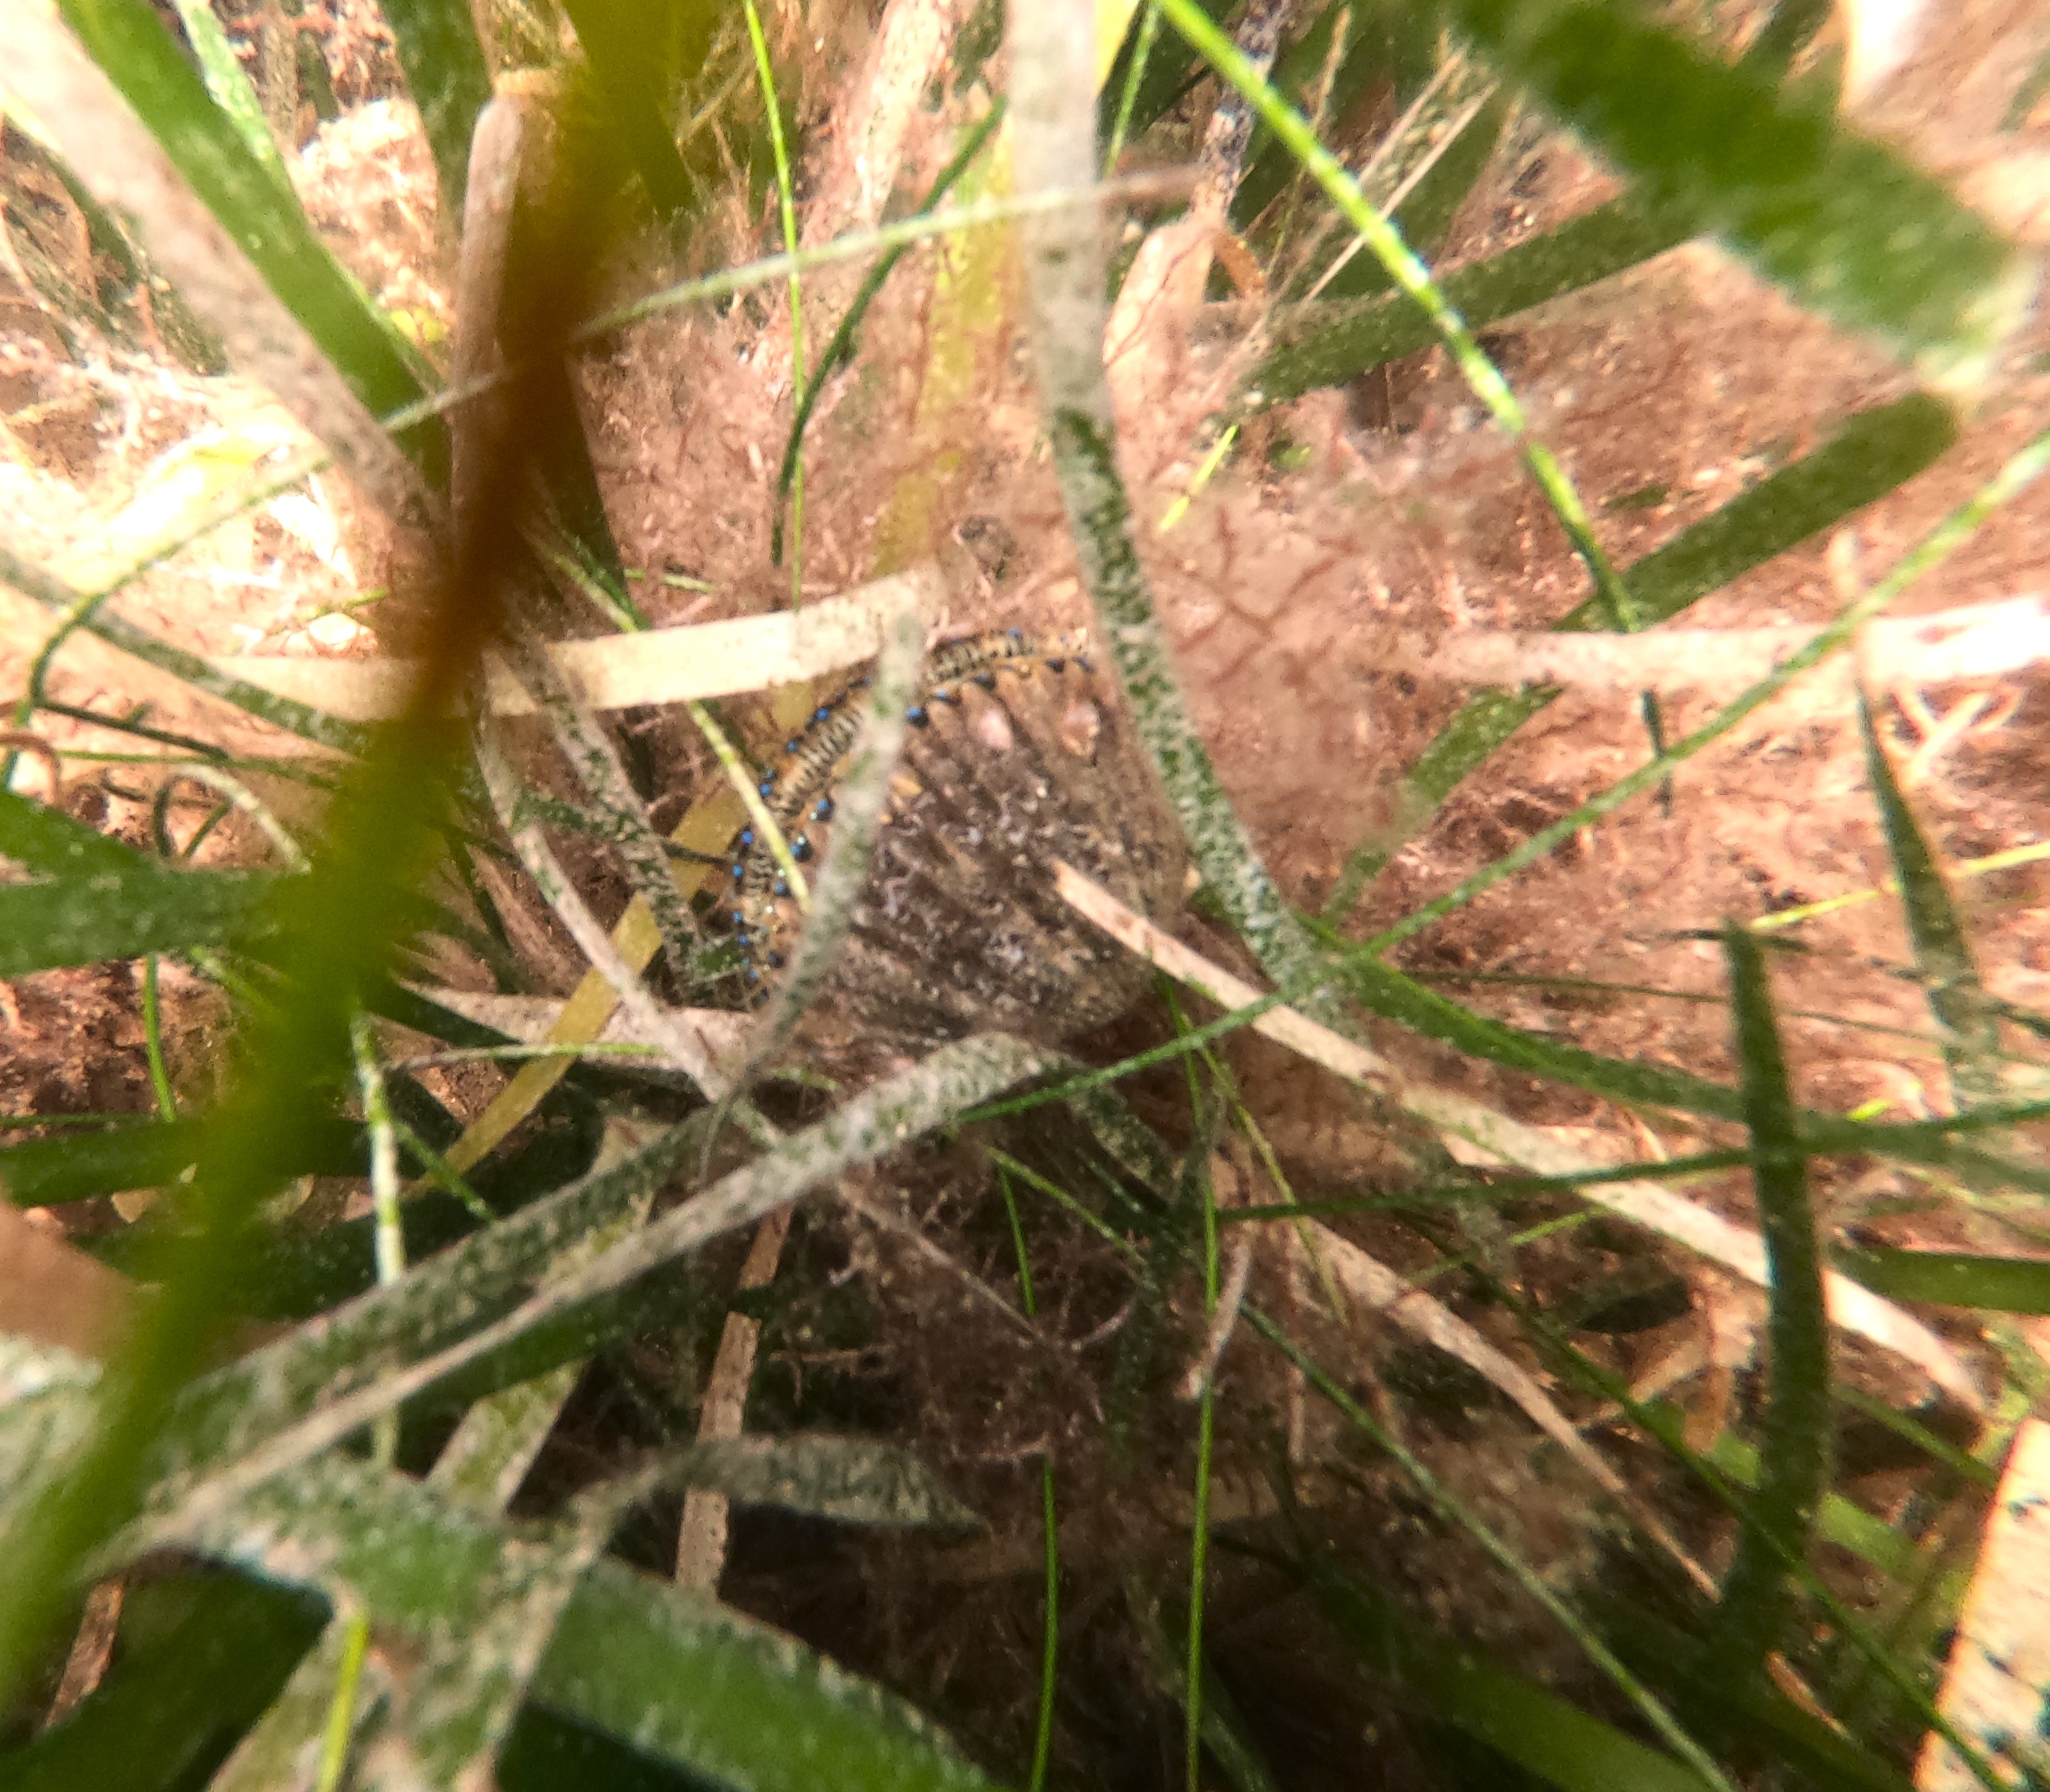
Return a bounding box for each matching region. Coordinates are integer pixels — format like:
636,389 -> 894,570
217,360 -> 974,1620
723,630 -> 1185,1072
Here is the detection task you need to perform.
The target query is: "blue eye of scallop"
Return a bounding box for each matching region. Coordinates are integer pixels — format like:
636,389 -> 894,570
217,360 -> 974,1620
765,950 -> 785,970
973,672 -> 996,689
1007,626 -> 1023,639
740,829 -> 755,847
932,686 -> 958,704
906,705 -> 929,727
790,835 -> 813,861
773,877 -> 790,897
812,796 -> 834,822
730,863 -> 744,879
785,738 -> 801,754
814,704 -> 831,722
758,777 -> 774,797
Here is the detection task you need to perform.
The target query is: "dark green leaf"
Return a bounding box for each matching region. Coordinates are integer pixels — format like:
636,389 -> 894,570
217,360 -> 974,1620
1834,1248 -> 2050,1315
150,1112 -> 693,1483
502,1704 -> 738,1792
1446,0 -> 2030,371
1310,1558 -> 1712,1792
1858,693 -> 2001,1107
1255,194 -> 1695,402
1740,0 -> 1835,79
0,1116 -> 356,1209
0,1570 -> 325,1792
378,0 -> 493,219
1710,926 -> 1830,1679
552,0 -> 699,216
1096,0 -> 1235,151
155,1454 -> 1002,1792
0,867 -> 277,978
1297,90 -> 1510,302
1232,0 -> 1437,226
0,787 -> 154,879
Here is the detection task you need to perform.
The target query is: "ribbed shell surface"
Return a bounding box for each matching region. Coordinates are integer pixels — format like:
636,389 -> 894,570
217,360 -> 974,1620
723,632 -> 1185,1072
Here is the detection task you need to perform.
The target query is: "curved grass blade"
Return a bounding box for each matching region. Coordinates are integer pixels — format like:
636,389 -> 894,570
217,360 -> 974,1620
1445,0 -> 2034,378
0,544 -> 373,756
1834,1250 -> 2050,1316
0,1116 -> 365,1210
377,0 -> 493,219
1856,692 -> 2001,1110
1709,926 -> 1830,1683
143,1452 -> 1003,1792
1304,1552 -> 1716,1792
0,867 -> 278,979
1321,380 -> 1956,920
669,1436 -> 978,1529
1247,1305 -> 1737,1792
1007,0 -> 1450,1194
1353,419 -> 2050,958
150,1036 -> 1055,1515
1254,193 -> 1695,403
46,0 -> 442,482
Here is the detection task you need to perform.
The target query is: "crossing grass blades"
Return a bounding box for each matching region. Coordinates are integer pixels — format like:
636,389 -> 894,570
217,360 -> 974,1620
1,3 -> 2048,1791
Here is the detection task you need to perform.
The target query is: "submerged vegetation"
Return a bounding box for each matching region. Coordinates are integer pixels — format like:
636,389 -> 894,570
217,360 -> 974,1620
1,0 -> 2048,1788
